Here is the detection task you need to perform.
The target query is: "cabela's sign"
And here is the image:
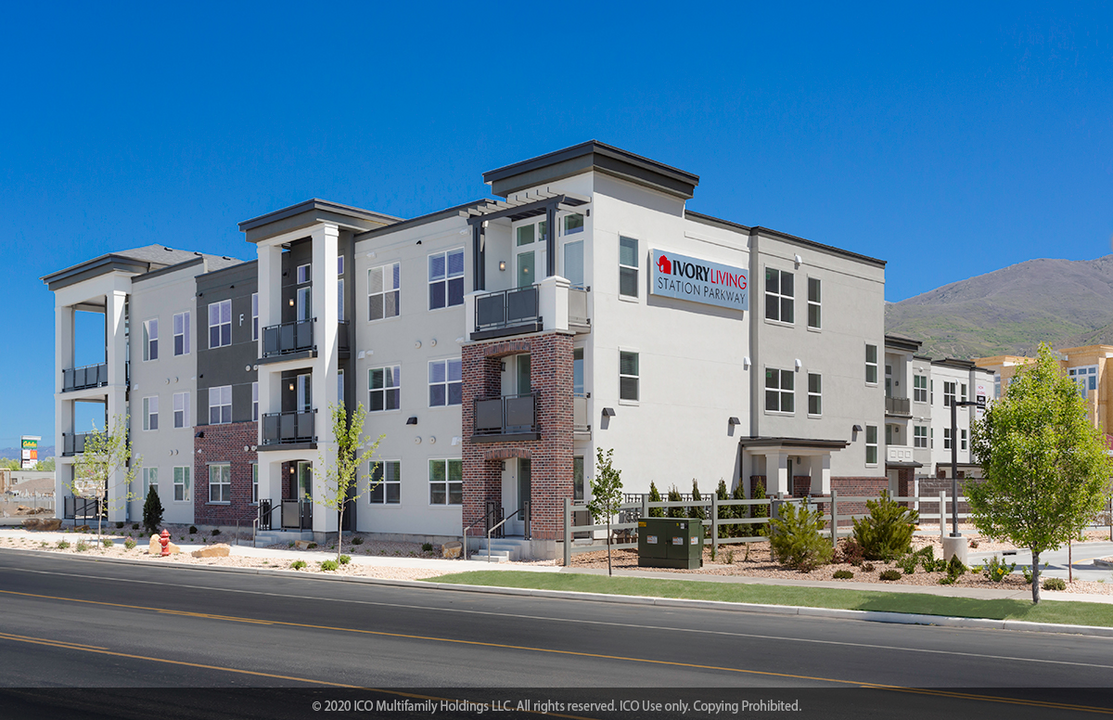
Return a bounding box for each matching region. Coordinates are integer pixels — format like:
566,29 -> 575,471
650,250 -> 748,311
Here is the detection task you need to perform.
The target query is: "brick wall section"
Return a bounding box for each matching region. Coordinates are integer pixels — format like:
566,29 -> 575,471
193,421 -> 258,525
918,474 -> 980,515
462,332 -> 574,541
830,476 -> 888,527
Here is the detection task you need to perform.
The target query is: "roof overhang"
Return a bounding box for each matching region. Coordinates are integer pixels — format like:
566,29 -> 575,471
463,190 -> 590,226
238,199 -> 400,244
42,254 -> 152,292
739,437 -> 851,454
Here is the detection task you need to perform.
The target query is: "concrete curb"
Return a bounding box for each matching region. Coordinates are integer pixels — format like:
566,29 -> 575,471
4,547 -> 1112,638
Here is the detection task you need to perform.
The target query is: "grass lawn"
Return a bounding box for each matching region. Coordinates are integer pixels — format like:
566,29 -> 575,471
424,571 -> 1113,627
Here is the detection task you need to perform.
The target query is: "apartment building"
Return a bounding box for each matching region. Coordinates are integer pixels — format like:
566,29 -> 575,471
47,141 -> 894,557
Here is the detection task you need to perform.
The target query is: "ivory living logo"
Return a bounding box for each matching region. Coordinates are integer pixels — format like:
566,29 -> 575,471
650,249 -> 748,311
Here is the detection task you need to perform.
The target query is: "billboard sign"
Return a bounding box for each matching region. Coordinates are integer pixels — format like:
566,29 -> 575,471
650,250 -> 748,311
20,436 -> 39,469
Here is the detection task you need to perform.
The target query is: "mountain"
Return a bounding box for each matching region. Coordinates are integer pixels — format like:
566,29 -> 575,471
885,255 -> 1113,360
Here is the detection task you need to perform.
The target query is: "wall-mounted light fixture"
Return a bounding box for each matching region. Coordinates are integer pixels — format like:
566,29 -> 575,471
795,359 -> 802,371
288,298 -> 295,306
406,416 -> 418,425
194,431 -> 204,438
852,424 -> 863,433
728,417 -> 741,425
602,407 -> 616,417
499,261 -> 506,271
288,382 -> 295,391
743,356 -> 751,370
794,253 -> 803,267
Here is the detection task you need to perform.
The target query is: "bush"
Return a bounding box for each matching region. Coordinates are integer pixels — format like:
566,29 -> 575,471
648,481 -> 664,518
124,538 -> 137,550
982,556 -> 1016,583
338,554 -> 351,565
56,540 -> 70,549
897,554 -> 918,575
189,526 -> 198,535
131,523 -> 139,530
833,569 -> 854,579
307,542 -> 318,549
667,485 -> 685,519
291,560 -> 307,570
715,480 -> 731,538
722,548 -> 735,564
690,480 -> 706,521
115,521 -> 124,529
320,560 -> 339,571
1042,577 -> 1067,591
421,542 -> 433,552
838,539 -> 866,566
938,556 -> 968,585
879,569 -> 902,581
862,562 -> 876,572
102,539 -> 113,549
748,478 -> 768,536
211,529 -> 221,536
851,491 -> 918,561
142,487 -> 164,536
768,501 -> 832,572
352,536 -> 364,545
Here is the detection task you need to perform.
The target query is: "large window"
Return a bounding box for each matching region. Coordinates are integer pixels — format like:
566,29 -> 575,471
209,385 -> 232,424
143,319 -> 158,361
143,467 -> 158,499
173,466 -> 190,502
765,268 -> 794,323
296,263 -> 311,284
573,456 -> 585,501
251,463 -> 258,504
429,459 -> 462,505
913,374 -> 928,402
429,248 -> 465,310
865,344 -> 878,384
619,351 -> 639,401
913,425 -> 928,448
251,293 -> 259,341
564,213 -> 584,235
208,300 -> 231,348
943,427 -> 953,450
172,312 -> 190,356
865,425 -> 878,465
369,366 -> 400,411
961,429 -> 968,451
807,373 -> 822,416
943,381 -> 956,407
370,460 -> 401,504
807,278 -> 821,329
208,463 -> 231,503
619,236 -> 639,298
337,258 -> 345,322
765,368 -> 794,413
143,396 -> 159,431
368,263 -> 400,321
252,382 -> 259,422
429,359 -> 462,407
173,392 -> 189,429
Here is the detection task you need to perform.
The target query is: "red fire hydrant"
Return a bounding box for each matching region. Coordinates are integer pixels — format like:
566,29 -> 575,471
160,529 -> 170,557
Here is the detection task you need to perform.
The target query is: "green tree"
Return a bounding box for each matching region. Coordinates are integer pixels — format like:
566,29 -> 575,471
690,479 -> 706,521
969,343 -> 1113,603
587,448 -> 624,576
309,401 -> 384,561
715,479 -> 730,539
667,485 -> 685,519
142,485 -> 164,536
730,480 -> 747,536
69,415 -> 140,542
648,481 -> 663,518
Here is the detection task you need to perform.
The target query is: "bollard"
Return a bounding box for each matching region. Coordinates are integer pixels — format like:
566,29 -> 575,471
160,528 -> 170,557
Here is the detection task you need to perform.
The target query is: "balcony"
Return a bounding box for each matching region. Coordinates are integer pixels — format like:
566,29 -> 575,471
885,396 -> 911,417
260,410 -> 316,448
262,319 -> 314,359
338,320 -> 350,353
466,277 -> 590,341
474,286 -> 541,337
62,363 -> 107,392
472,393 -> 539,442
886,444 -> 918,465
574,393 -> 590,433
62,432 -> 89,456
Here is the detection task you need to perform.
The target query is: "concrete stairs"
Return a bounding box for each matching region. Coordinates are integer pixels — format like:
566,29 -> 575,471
467,537 -> 532,563
254,529 -> 315,547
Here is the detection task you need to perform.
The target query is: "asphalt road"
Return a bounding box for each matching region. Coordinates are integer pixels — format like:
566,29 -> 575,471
0,550 -> 1111,720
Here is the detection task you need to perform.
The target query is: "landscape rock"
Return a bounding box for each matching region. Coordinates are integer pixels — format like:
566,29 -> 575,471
295,540 -> 312,550
191,544 -> 231,558
442,541 -> 462,559
40,518 -> 62,531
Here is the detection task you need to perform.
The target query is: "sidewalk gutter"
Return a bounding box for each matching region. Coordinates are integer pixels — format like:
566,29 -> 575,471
3,547 -> 1111,639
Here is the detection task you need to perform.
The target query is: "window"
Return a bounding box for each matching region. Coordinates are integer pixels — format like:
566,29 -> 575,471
143,467 -> 159,499
337,277 -> 345,322
765,368 -> 794,413
807,373 -> 822,416
296,374 -> 311,412
995,374 -> 1001,399
172,312 -> 190,356
369,366 -> 400,411
943,427 -> 953,450
142,396 -> 158,431
913,375 -> 928,403
807,278 -> 821,329
573,348 -> 584,395
765,268 -> 794,323
429,459 -> 462,505
865,345 -> 878,384
619,236 -> 639,298
338,370 -> 344,406
865,425 -> 878,465
209,385 -> 232,424
173,392 -> 189,429
564,213 -> 584,235
296,286 -> 311,321
252,382 -> 259,422
370,460 -> 401,504
961,383 -> 968,402
429,359 -> 462,407
296,263 -> 311,284
173,466 -> 190,502
961,429 -> 968,451
143,319 -> 158,361
208,300 -> 231,348
931,427 -> 934,449
208,463 -> 231,503
619,351 -> 639,401
943,381 -> 956,407
931,380 -> 934,404
573,456 -> 585,501
368,263 -> 400,320
251,463 -> 258,504
337,255 -> 344,275
1069,366 -> 1098,397
913,425 -> 928,448
429,248 -> 465,310
251,293 -> 259,341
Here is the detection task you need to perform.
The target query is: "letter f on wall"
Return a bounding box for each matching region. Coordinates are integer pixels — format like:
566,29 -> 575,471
657,255 -> 671,275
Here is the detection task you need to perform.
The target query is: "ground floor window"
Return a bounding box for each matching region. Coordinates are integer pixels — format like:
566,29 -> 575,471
173,466 -> 190,502
251,463 -> 258,504
209,463 -> 231,503
370,460 -> 401,504
865,425 -> 878,465
573,456 -> 585,501
429,459 -> 462,505
913,425 -> 928,448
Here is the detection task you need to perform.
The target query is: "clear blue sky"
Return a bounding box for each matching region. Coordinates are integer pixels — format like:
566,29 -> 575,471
3,3 -> 1111,451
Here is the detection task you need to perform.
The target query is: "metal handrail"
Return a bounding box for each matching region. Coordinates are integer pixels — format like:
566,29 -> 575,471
487,508 -> 522,563
461,505 -> 502,561
252,501 -> 284,548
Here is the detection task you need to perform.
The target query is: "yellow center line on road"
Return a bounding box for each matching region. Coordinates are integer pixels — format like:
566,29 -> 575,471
0,630 -> 107,651
2,588 -> 1112,715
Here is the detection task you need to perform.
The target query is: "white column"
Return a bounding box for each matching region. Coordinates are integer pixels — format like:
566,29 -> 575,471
105,290 -> 129,522
310,225 -> 339,535
257,243 -> 283,358
54,304 -> 75,512
539,274 -> 570,332
771,452 -> 789,496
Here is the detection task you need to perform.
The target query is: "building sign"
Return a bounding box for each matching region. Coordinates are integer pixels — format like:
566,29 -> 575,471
650,250 -> 748,311
20,436 -> 40,469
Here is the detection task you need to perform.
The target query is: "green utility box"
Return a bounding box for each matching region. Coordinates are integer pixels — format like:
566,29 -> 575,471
637,517 -> 704,569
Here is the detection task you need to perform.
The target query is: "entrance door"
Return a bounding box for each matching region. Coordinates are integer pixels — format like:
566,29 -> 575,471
516,354 -> 531,396
515,220 -> 546,288
510,459 -> 530,536
297,461 -> 312,500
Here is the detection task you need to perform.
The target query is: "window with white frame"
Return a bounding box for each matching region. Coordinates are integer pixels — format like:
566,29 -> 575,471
865,344 -> 878,384
173,466 -> 190,502
573,456 -> 585,501
251,463 -> 258,504
961,383 -> 968,402
142,396 -> 158,430
619,236 -> 639,298
961,429 -> 968,450
296,286 -> 311,321
429,359 -> 462,406
913,374 -> 928,403
252,382 -> 258,422
765,268 -> 794,323
143,467 -> 158,499
296,263 -> 311,284
428,248 -> 465,310
173,392 -> 189,429
619,351 -> 639,401
429,459 -> 462,505
865,425 -> 878,465
337,260 -> 345,323
208,463 -> 231,503
994,374 -> 1001,399
209,385 -> 232,424
943,427 -> 953,450
251,293 -> 259,341
943,381 -> 956,407
208,300 -> 231,348
913,425 -> 928,448
172,312 -> 190,356
564,213 -> 584,235
1069,366 -> 1098,397
765,368 -> 795,413
143,319 -> 158,361
807,278 -> 821,329
370,460 -> 401,504
368,262 -> 400,320
369,366 -> 400,411
807,372 -> 822,415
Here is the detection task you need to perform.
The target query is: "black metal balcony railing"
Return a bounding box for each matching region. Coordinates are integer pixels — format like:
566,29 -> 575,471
885,396 -> 912,416
63,363 -> 107,392
475,286 -> 540,332
62,432 -> 89,456
260,410 -> 316,445
281,498 -> 313,529
573,393 -> 590,432
262,319 -> 314,358
474,393 -> 537,435
338,320 -> 350,352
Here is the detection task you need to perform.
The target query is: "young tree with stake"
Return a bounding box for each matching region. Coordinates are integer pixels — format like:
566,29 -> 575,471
69,415 -> 140,543
587,447 -> 624,576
